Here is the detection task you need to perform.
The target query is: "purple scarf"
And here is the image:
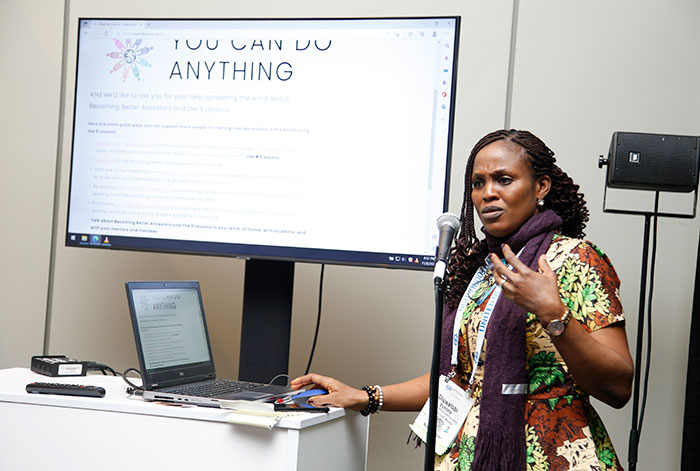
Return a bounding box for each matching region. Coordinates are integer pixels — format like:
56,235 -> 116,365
441,210 -> 562,470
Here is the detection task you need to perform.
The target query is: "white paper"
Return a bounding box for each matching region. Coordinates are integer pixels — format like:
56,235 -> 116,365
409,376 -> 473,455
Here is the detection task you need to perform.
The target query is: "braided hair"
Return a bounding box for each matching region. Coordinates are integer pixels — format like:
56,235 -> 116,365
444,129 -> 589,308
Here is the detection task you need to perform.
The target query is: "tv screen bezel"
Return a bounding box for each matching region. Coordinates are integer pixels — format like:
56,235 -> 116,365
65,16 -> 461,271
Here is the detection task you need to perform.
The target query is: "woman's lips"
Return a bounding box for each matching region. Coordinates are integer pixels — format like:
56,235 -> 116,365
480,207 -> 503,221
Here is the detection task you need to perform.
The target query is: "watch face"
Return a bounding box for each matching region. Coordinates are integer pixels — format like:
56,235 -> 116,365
548,320 -> 566,336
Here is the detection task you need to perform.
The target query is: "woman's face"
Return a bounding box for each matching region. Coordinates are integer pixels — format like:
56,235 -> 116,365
471,140 -> 551,238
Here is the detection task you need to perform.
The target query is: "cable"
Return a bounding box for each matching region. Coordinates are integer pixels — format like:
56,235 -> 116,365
304,263 -> 326,375
121,367 -> 144,394
85,361 -> 143,395
65,359 -> 144,395
268,374 -> 292,386
638,193 -> 659,431
84,361 -> 118,376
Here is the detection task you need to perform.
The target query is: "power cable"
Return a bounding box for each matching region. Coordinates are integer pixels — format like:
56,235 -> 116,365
304,264 -> 325,375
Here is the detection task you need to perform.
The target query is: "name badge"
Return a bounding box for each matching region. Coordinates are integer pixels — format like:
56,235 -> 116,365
409,375 -> 474,455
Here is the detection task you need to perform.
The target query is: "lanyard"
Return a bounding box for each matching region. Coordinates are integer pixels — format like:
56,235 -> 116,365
450,267 -> 502,388
450,251 -> 521,389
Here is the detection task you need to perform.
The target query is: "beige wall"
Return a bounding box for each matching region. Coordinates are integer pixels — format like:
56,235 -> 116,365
0,0 -> 63,369
2,1 -> 698,470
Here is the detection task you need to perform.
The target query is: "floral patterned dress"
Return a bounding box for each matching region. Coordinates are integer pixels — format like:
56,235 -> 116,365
434,234 -> 625,471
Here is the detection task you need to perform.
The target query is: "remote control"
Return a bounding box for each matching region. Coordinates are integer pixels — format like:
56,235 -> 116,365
26,382 -> 106,398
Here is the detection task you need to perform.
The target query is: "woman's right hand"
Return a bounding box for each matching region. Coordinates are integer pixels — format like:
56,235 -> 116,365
290,373 -> 369,411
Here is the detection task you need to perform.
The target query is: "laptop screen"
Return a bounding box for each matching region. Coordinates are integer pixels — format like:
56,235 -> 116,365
126,281 -> 217,387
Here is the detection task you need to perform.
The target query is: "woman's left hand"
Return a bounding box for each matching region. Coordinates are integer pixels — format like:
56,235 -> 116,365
492,244 -> 634,408
489,244 -> 566,325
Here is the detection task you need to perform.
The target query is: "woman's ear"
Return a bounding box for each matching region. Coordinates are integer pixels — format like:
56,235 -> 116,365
535,175 -> 552,201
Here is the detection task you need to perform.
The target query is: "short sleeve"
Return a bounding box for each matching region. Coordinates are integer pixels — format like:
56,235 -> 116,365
549,237 -> 625,333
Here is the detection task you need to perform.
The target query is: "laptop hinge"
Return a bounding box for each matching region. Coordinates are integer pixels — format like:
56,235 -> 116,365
153,373 -> 216,389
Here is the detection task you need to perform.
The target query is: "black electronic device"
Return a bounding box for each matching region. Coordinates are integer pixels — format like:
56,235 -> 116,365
125,280 -> 292,406
31,355 -> 87,377
65,17 -> 459,270
274,403 -> 329,413
603,131 -> 700,192
26,382 -> 106,398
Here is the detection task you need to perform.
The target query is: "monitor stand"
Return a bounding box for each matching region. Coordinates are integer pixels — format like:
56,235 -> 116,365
238,259 -> 294,384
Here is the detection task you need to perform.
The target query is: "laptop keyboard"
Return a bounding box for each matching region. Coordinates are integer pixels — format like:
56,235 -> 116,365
164,379 -> 261,397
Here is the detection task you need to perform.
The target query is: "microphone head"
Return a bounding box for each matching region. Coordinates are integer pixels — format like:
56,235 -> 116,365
436,212 -> 460,231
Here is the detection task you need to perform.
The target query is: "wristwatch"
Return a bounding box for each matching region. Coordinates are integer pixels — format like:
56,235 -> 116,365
546,309 -> 571,337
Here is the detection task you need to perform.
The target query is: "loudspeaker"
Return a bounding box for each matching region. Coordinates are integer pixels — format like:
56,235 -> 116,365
605,132 -> 700,192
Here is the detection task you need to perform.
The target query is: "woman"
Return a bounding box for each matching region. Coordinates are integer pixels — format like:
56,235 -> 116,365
292,129 -> 634,471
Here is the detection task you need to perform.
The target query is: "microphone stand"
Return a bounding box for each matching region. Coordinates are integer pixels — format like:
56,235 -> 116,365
424,212 -> 458,470
424,277 -> 446,471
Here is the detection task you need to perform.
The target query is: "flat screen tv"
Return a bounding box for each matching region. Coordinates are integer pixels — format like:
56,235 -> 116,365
66,17 -> 460,270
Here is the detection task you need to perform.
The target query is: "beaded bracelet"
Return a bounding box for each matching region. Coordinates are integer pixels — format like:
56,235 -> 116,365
374,384 -> 384,412
360,385 -> 384,416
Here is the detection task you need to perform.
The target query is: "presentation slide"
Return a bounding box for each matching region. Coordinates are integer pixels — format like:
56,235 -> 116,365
67,18 -> 458,266
132,288 -> 211,371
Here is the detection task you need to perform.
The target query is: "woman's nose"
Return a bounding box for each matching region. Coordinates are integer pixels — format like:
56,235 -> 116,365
482,181 -> 497,200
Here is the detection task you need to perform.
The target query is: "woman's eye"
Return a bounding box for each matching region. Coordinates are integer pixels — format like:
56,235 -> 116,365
472,180 -> 483,189
499,177 -> 513,185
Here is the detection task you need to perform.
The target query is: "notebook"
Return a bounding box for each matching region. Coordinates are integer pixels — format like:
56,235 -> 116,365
125,280 -> 292,407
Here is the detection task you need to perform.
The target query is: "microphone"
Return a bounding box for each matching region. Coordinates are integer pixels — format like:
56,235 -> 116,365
432,212 -> 460,283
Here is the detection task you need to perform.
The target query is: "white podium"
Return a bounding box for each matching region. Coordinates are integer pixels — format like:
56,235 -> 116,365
0,368 -> 369,471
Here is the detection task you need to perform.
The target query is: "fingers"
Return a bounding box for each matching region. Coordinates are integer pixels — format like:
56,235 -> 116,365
537,254 -> 554,275
489,248 -> 515,282
490,246 -> 555,296
501,244 -> 529,272
488,253 -> 510,288
305,394 -> 324,406
493,244 -> 550,281
289,373 -> 331,391
307,393 -> 334,407
289,374 -> 313,390
494,250 -> 562,316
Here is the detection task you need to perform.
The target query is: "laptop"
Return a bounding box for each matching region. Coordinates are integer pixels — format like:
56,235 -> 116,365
125,280 -> 292,407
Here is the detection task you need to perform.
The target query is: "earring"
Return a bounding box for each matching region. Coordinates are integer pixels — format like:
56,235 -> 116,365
536,199 -> 545,207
